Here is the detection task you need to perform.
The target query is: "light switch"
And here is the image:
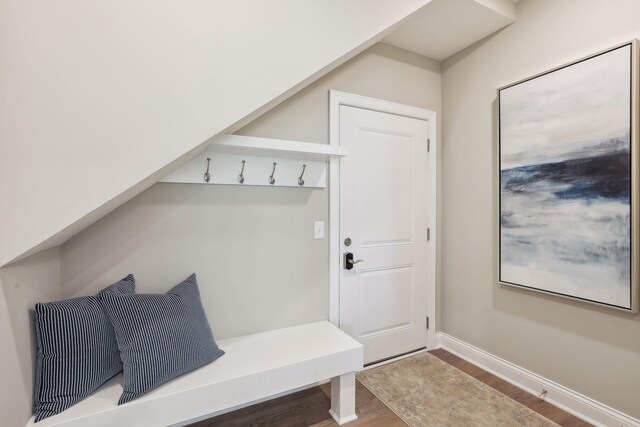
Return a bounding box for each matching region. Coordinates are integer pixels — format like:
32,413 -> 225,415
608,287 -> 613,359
314,221 -> 325,239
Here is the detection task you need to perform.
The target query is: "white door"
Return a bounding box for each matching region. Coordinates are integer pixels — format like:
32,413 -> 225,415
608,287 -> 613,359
338,105 -> 431,365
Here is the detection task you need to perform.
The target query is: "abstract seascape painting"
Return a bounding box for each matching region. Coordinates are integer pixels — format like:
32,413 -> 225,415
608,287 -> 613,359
499,42 -> 638,311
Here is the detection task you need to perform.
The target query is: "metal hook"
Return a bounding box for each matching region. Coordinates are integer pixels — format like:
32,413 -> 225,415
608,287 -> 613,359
268,162 -> 277,185
238,160 -> 246,184
298,164 -> 306,186
204,157 -> 211,183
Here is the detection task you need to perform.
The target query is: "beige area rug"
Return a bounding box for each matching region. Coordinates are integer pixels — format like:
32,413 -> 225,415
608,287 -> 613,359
357,353 -> 559,427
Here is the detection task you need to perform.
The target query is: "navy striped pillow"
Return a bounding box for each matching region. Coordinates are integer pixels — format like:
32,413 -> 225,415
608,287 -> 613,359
33,275 -> 135,422
100,274 -> 224,404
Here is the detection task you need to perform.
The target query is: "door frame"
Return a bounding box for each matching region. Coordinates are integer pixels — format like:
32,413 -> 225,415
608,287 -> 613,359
328,90 -> 438,349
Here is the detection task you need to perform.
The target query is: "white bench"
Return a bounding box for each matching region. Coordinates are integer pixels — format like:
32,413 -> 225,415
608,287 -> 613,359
27,321 -> 363,426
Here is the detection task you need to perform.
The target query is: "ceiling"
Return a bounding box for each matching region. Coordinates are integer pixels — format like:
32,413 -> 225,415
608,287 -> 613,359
383,0 -> 517,61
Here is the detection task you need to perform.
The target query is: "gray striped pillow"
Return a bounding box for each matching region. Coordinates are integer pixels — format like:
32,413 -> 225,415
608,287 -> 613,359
33,275 -> 135,422
100,274 -> 224,404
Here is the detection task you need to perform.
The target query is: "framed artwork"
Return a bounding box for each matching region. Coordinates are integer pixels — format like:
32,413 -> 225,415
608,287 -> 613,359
498,41 -> 639,312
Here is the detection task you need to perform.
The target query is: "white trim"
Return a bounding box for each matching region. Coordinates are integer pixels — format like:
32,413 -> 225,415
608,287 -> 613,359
328,90 -> 438,349
161,134 -> 349,188
209,134 -> 348,161
436,332 -> 640,427
329,410 -> 358,425
161,152 -> 328,188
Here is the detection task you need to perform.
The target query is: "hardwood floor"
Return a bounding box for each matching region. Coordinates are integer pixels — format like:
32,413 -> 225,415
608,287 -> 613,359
189,381 -> 404,427
190,349 -> 591,427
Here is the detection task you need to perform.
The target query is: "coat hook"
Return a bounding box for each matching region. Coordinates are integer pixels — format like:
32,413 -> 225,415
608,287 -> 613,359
298,164 -> 306,186
268,162 -> 277,185
238,160 -> 246,184
204,157 -> 211,183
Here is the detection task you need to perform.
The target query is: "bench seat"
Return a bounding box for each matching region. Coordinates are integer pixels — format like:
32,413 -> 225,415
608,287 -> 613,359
27,321 -> 363,427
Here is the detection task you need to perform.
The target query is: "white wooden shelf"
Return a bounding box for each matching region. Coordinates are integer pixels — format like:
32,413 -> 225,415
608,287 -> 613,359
208,135 -> 348,161
27,321 -> 363,427
161,135 -> 347,188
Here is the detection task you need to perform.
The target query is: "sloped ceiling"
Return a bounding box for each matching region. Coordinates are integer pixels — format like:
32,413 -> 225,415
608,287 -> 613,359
383,0 -> 516,61
0,0 -> 433,267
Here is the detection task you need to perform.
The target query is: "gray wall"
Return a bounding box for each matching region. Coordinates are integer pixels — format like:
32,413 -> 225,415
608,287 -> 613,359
441,0 -> 640,418
61,43 -> 442,340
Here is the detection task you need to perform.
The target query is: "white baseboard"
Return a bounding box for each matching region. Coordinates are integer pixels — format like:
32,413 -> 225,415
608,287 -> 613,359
329,410 -> 358,425
435,332 -> 639,427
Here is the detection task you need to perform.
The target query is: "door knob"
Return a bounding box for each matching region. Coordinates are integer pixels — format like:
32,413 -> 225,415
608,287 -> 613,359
344,252 -> 365,270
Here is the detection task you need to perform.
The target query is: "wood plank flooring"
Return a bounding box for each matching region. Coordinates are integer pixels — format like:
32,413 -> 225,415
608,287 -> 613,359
189,381 -> 404,427
190,349 -> 592,427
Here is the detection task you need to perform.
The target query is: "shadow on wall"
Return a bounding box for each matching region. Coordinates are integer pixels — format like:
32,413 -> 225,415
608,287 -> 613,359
441,26 -> 507,74
61,182 -> 316,297
489,97 -> 640,355
60,182 -> 328,341
375,42 -> 441,75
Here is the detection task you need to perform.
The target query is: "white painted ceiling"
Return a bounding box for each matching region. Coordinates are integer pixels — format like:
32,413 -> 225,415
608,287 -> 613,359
0,0 -> 433,267
383,0 -> 517,61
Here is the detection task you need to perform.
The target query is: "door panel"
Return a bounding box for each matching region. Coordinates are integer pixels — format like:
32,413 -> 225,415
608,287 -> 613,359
339,105 -> 430,364
359,130 -> 414,245
359,266 -> 413,337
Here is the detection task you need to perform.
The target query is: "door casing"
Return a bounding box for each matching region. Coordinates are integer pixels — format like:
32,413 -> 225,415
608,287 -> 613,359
328,90 -> 438,349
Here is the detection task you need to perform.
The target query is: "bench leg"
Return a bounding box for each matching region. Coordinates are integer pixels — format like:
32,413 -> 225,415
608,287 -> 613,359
329,372 -> 357,425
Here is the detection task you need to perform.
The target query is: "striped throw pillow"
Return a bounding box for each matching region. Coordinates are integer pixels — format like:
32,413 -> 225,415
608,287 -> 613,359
101,274 -> 224,404
33,275 -> 135,422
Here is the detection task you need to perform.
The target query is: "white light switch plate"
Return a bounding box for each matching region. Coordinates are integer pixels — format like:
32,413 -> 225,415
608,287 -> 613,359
314,221 -> 325,239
